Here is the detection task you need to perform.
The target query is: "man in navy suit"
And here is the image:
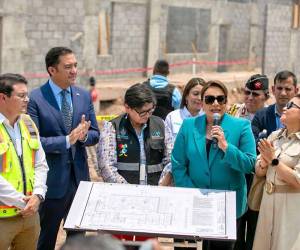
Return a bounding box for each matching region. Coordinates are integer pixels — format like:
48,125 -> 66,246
28,47 -> 100,250
252,70 -> 298,142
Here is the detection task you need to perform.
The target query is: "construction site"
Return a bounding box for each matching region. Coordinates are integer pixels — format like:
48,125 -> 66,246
1,0 -> 300,249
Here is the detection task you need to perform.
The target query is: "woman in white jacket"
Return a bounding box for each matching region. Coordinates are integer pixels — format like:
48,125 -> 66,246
160,77 -> 206,186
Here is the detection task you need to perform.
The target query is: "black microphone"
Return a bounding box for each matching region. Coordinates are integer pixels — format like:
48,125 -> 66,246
212,113 -> 221,147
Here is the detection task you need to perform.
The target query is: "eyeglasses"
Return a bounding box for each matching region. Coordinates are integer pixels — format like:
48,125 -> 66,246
286,101 -> 300,110
244,90 -> 261,97
204,95 -> 227,105
13,93 -> 29,101
6,92 -> 29,101
134,106 -> 156,117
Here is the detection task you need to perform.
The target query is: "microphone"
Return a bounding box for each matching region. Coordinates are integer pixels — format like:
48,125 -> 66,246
212,113 -> 221,147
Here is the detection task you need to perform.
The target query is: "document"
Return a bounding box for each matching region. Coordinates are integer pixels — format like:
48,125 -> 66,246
65,182 -> 236,240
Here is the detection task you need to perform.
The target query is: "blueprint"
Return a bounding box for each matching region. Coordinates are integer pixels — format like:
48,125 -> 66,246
64,182 -> 236,240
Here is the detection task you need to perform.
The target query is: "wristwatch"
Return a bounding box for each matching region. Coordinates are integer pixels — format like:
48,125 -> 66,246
35,194 -> 45,202
271,158 -> 279,167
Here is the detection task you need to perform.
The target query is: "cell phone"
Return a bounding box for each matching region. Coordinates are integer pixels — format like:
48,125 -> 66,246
258,129 -> 267,140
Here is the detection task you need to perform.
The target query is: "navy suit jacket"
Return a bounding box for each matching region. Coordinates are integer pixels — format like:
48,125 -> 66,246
251,104 -> 277,143
28,81 -> 100,199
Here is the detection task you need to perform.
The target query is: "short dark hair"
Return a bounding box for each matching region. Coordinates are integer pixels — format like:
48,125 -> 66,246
45,47 -> 73,75
200,80 -> 228,101
125,83 -> 156,109
0,73 -> 28,96
295,93 -> 300,99
153,59 -> 169,76
274,70 -> 297,86
180,77 -> 206,108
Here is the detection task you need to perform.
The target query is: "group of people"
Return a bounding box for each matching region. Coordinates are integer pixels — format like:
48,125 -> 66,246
0,47 -> 100,250
98,62 -> 300,250
0,46 -> 299,250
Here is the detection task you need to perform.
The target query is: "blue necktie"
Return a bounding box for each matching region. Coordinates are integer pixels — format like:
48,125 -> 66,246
61,90 -> 72,133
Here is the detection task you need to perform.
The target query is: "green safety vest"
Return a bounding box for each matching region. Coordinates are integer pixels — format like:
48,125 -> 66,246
0,114 -> 39,218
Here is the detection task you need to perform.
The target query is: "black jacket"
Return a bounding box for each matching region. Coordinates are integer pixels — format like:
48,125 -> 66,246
251,104 -> 277,143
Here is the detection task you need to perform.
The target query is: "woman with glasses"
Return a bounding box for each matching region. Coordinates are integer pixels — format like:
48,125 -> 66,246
253,94 -> 300,250
97,83 -> 172,248
159,77 -> 206,187
172,80 -> 256,250
97,83 -> 172,186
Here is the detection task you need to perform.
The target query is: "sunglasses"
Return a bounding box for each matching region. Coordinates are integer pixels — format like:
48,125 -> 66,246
286,101 -> 300,110
204,95 -> 227,105
244,90 -> 261,97
134,106 -> 156,117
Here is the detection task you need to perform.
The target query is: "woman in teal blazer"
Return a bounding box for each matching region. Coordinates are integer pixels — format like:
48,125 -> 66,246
172,80 -> 256,250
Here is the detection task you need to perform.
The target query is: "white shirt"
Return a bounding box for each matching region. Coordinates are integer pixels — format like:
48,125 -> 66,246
159,107 -> 204,180
165,106 -> 204,143
0,113 -> 48,209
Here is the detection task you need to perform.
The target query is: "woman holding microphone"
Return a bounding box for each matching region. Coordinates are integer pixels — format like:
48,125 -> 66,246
172,80 -> 256,250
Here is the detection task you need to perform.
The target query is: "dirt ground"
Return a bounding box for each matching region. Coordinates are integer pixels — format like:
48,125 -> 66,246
56,70 -> 274,249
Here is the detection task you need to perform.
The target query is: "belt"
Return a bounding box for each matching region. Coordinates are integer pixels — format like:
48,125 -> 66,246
265,181 -> 300,194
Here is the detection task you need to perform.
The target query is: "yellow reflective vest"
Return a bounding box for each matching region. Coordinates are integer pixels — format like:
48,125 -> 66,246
0,114 -> 39,218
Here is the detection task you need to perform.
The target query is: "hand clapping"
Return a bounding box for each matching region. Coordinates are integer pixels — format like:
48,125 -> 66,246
257,138 -> 275,165
69,114 -> 91,145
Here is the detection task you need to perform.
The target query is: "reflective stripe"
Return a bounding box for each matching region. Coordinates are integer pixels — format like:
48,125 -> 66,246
117,162 -> 139,171
148,164 -> 163,173
117,162 -> 163,173
21,115 -> 38,139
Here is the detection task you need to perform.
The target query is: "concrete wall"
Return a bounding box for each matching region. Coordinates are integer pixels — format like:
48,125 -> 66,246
93,1 -> 148,79
0,0 -> 296,86
0,0 -> 85,87
262,2 -> 300,81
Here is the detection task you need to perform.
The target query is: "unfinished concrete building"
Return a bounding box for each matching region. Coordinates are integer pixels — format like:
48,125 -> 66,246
0,0 -> 299,86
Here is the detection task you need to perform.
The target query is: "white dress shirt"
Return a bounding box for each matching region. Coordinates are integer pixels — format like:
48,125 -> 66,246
0,113 -> 48,209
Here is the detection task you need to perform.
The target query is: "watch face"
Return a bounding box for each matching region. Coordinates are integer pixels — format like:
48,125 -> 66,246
271,158 -> 279,166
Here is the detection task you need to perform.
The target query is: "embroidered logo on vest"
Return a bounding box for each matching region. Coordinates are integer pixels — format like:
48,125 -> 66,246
118,143 -> 128,157
151,131 -> 163,139
117,128 -> 129,140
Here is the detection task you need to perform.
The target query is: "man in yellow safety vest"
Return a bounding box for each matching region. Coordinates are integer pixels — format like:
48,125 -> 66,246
0,73 -> 48,250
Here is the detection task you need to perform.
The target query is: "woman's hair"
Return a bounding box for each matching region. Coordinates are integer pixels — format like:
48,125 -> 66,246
124,83 -> 156,109
200,80 -> 228,100
180,77 -> 206,108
